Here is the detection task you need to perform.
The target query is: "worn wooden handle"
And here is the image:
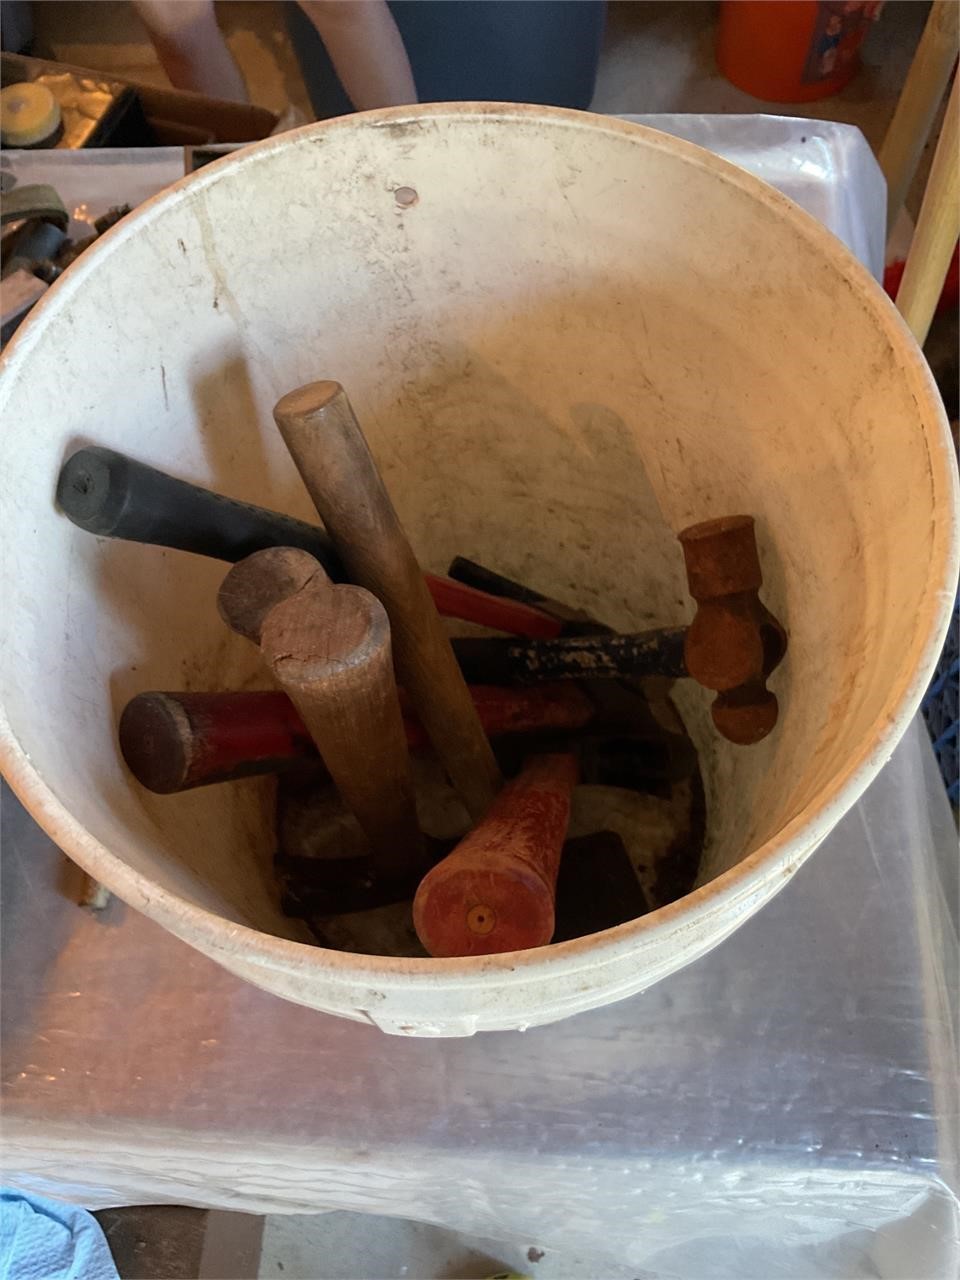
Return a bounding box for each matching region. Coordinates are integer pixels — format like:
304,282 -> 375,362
412,752 -> 579,957
260,576 -> 424,880
273,380 -> 502,820
895,72 -> 960,346
217,546 -> 326,643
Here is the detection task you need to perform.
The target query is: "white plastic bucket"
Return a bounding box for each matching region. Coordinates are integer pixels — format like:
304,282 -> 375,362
1,106 -> 956,1036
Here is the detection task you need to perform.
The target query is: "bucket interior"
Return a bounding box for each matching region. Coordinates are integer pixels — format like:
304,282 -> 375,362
0,109 -> 948,956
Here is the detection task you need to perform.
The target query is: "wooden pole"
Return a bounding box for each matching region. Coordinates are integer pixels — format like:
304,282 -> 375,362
896,72 -> 959,346
879,1 -> 959,234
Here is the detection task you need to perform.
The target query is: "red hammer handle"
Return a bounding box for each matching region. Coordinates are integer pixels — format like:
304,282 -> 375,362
412,752 -> 579,957
119,690 -> 315,793
424,574 -> 562,639
120,685 -> 594,793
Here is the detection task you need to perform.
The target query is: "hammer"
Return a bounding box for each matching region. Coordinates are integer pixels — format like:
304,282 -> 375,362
272,381 -> 502,820
448,517 -> 787,745
118,682 -> 596,793
678,515 -> 787,746
218,547 -> 424,881
413,752 -> 578,957
55,447 -> 561,638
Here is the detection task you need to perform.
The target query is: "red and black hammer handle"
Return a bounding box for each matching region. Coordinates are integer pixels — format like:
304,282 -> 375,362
120,684 -> 595,793
448,556 -> 607,635
56,447 -> 560,639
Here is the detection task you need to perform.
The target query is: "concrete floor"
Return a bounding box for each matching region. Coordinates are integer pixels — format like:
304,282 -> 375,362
18,3 -> 946,1278
258,1212 -> 641,1280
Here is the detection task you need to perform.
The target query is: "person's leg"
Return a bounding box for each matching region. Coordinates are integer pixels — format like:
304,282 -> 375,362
132,0 -> 248,102
286,0 -> 353,119
296,1 -> 416,110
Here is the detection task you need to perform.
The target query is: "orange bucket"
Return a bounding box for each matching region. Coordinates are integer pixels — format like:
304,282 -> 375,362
716,0 -> 880,103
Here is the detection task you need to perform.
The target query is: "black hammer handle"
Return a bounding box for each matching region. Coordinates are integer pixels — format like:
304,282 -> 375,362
450,628 -> 689,684
56,446 -> 344,575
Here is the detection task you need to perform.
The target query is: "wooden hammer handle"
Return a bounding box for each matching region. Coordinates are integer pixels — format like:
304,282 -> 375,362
260,577 -> 424,880
217,546 -> 323,642
273,381 -> 502,820
413,752 -> 579,957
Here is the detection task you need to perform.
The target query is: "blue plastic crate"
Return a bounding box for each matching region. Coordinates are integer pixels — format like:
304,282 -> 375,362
921,599 -> 959,804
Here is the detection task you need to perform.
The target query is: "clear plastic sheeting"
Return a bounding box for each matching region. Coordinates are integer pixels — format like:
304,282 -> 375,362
622,114 -> 887,280
0,146 -> 183,240
3,721 -> 957,1276
2,114 -> 886,280
2,120 -> 956,1276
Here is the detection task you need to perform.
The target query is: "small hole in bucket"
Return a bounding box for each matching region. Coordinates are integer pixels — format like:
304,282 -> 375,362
394,186 -> 418,208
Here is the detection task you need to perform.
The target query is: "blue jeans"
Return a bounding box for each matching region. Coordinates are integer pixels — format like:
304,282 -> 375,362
287,0 -> 606,117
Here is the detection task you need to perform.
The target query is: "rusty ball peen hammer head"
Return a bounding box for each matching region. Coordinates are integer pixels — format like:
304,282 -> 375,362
678,515 -> 787,746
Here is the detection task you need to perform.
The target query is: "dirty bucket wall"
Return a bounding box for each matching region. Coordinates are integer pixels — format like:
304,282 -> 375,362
0,108 -> 954,1028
